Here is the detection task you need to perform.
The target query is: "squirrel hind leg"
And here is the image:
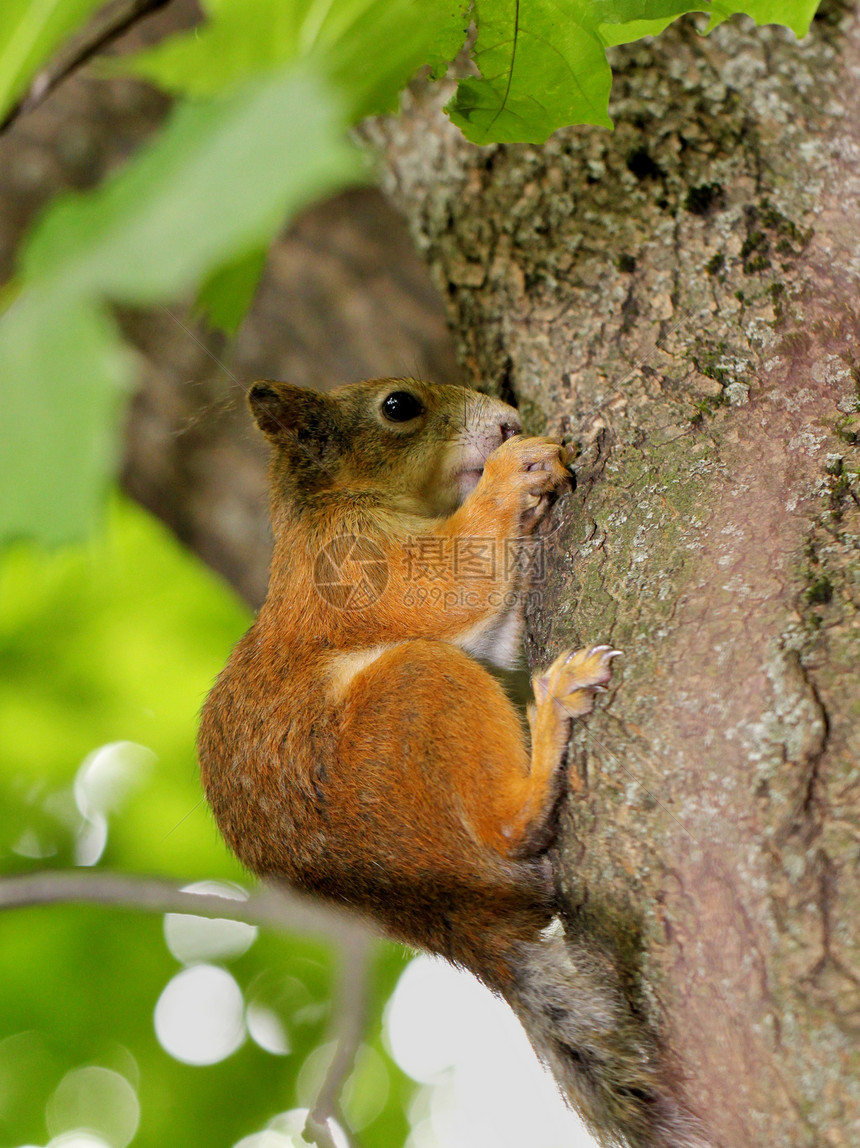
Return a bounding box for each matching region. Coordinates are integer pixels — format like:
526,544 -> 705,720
505,645 -> 620,854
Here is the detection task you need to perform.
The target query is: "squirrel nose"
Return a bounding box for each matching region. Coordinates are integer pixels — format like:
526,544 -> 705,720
500,421 -> 521,441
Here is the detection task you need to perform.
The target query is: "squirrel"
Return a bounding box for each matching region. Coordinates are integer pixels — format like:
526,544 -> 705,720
198,377 -> 710,1148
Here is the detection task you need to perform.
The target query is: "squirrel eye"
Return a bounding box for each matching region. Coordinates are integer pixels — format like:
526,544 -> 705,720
381,391 -> 424,423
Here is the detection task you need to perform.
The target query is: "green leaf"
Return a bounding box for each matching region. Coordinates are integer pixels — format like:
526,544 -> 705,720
448,0 -> 614,141
324,0 -> 471,118
447,0 -> 702,144
21,68 -> 364,303
426,0 -> 474,78
0,290 -> 133,545
195,247 -> 268,335
115,0 -> 317,98
447,0 -> 821,144
1,65 -> 363,546
119,0 -> 468,120
0,0 -> 105,121
598,13 -> 687,47
705,0 -> 819,37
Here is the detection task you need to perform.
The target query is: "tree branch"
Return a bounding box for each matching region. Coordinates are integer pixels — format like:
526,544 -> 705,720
305,930 -> 373,1148
0,0 -> 174,136
0,867 -> 363,938
0,868 -> 378,1148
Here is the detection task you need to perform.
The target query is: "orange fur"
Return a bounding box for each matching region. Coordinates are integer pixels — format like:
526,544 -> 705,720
198,379 -> 612,987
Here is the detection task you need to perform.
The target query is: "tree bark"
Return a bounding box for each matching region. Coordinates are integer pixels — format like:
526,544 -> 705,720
363,7 -> 860,1146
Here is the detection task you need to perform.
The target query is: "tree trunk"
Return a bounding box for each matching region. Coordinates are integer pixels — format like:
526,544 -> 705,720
364,8 -> 860,1146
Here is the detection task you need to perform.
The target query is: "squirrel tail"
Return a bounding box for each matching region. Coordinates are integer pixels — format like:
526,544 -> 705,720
497,926 -> 713,1148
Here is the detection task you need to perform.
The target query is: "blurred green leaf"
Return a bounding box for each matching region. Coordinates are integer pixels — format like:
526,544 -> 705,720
21,68 -> 363,301
120,0 -> 469,118
0,291 -> 133,545
0,0 -> 105,121
0,65 -> 362,546
195,247 -> 268,335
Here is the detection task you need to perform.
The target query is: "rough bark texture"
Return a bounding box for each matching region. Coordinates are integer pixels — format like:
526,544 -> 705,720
363,7 -> 860,1146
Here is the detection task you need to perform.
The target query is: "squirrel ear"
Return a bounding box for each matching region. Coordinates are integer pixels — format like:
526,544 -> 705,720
248,381 -> 329,442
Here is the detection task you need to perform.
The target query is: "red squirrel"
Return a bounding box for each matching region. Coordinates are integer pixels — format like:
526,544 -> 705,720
198,378 -> 709,1148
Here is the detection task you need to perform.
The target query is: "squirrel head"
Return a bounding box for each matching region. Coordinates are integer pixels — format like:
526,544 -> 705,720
249,378 -> 522,520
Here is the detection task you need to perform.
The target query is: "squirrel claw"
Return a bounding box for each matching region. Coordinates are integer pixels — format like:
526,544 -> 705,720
535,643 -> 621,718
484,435 -> 573,531
587,645 -> 622,659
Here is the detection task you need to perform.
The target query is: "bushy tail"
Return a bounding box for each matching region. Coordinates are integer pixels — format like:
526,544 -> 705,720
499,929 -> 714,1148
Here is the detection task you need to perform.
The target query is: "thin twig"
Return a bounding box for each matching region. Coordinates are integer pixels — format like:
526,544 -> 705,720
0,0 -> 173,136
304,931 -> 374,1148
0,868 -> 377,1148
0,868 -> 368,944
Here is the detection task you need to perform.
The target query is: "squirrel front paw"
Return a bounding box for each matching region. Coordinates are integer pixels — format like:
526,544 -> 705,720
482,435 -> 573,530
533,645 -> 621,718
